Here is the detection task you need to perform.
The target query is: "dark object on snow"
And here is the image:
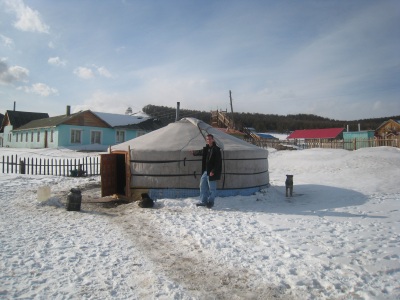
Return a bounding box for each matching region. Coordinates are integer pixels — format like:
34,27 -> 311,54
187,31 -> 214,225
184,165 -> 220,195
70,165 -> 86,177
285,175 -> 293,197
138,193 -> 154,208
19,159 -> 26,174
67,188 -> 82,211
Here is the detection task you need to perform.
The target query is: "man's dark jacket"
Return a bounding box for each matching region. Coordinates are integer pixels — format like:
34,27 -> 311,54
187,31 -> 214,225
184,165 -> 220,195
193,142 -> 222,181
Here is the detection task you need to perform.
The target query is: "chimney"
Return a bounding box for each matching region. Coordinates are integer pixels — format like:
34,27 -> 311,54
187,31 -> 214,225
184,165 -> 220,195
175,102 -> 180,121
13,101 -> 16,111
358,123 -> 361,131
66,105 -> 71,116
347,125 -> 349,132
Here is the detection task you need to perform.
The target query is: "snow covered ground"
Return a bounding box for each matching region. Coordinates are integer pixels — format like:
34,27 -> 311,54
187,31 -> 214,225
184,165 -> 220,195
1,146 -> 399,299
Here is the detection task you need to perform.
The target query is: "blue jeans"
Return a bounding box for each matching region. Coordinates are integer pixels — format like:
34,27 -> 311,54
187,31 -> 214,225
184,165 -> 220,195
200,171 -> 217,204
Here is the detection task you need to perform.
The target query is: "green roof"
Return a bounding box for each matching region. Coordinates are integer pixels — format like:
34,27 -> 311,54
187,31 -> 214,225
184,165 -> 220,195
14,111 -> 82,131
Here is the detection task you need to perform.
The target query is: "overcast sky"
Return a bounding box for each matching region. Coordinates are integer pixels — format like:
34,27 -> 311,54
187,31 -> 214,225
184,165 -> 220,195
0,0 -> 399,120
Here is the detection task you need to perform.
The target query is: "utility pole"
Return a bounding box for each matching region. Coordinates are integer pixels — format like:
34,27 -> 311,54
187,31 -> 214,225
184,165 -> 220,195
229,90 -> 235,129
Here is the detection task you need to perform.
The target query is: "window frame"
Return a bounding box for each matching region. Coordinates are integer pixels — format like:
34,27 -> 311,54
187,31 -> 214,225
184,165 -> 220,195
70,129 -> 82,144
116,130 -> 126,143
90,130 -> 102,144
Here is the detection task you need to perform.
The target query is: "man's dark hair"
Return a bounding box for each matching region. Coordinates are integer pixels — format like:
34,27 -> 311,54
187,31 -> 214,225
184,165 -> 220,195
207,134 -> 214,139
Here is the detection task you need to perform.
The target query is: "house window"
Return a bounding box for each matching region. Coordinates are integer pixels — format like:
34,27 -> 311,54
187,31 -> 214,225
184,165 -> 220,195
116,130 -> 125,143
16,133 -> 18,142
91,131 -> 101,144
37,131 -> 40,142
26,132 -> 28,142
50,130 -> 54,142
71,129 -> 82,144
8,133 -> 11,142
20,133 -> 23,142
31,132 -> 34,142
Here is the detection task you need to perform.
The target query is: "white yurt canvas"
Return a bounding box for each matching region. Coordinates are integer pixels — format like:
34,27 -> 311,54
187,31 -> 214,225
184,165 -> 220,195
109,118 -> 269,200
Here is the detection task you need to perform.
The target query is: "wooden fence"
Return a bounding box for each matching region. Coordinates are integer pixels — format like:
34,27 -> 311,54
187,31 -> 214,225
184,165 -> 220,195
0,155 -> 101,176
247,138 -> 399,150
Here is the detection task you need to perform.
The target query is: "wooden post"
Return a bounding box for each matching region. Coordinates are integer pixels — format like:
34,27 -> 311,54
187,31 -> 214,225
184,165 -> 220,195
126,146 -> 131,198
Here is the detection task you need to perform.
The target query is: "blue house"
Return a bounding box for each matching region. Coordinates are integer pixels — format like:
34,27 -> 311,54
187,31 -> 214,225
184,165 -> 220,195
0,110 -> 49,148
1,107 -> 162,150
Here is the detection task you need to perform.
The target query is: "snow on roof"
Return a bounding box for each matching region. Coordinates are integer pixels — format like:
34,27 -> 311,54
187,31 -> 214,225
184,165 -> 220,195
93,111 -> 149,127
287,128 -> 344,139
131,111 -> 151,118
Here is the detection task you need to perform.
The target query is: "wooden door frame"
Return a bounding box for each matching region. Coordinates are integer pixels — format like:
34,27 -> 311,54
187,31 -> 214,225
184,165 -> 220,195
111,149 -> 131,198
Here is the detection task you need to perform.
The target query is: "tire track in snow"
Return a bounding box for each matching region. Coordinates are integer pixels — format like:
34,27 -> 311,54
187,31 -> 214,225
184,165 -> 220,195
114,208 -> 293,300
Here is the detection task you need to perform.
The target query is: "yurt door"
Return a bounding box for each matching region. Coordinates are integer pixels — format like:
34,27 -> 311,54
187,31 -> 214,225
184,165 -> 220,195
100,154 -> 117,197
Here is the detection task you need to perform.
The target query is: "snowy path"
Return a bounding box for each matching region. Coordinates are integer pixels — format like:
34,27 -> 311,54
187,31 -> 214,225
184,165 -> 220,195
114,206 -> 290,299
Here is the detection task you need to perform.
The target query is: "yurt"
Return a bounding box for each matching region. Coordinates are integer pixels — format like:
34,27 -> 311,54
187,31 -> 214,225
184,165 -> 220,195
100,118 -> 269,200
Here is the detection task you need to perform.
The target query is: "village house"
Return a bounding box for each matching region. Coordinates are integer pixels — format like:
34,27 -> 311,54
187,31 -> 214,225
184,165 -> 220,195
0,110 -> 49,148
287,128 -> 345,148
0,106 -> 162,151
375,119 -> 400,140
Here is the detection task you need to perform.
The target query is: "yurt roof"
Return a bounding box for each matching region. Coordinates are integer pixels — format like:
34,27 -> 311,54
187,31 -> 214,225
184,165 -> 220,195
111,117 -> 263,152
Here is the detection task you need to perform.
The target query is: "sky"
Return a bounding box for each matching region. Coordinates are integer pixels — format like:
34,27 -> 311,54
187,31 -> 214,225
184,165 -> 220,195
0,0 -> 399,120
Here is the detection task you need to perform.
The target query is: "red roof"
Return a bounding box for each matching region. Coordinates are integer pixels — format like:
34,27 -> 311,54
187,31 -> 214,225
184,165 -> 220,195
287,128 -> 344,139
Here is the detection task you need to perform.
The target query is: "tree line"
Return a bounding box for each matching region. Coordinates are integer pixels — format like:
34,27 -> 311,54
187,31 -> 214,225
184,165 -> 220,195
142,104 -> 399,133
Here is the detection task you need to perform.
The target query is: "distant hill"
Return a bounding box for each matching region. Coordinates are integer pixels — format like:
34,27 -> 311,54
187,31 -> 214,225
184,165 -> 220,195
142,104 -> 399,132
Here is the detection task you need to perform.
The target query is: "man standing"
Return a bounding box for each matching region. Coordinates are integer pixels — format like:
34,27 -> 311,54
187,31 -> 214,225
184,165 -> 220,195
192,134 -> 222,208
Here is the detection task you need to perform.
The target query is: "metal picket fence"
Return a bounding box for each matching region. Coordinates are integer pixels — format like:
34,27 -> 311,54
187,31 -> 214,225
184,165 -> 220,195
0,154 -> 100,176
